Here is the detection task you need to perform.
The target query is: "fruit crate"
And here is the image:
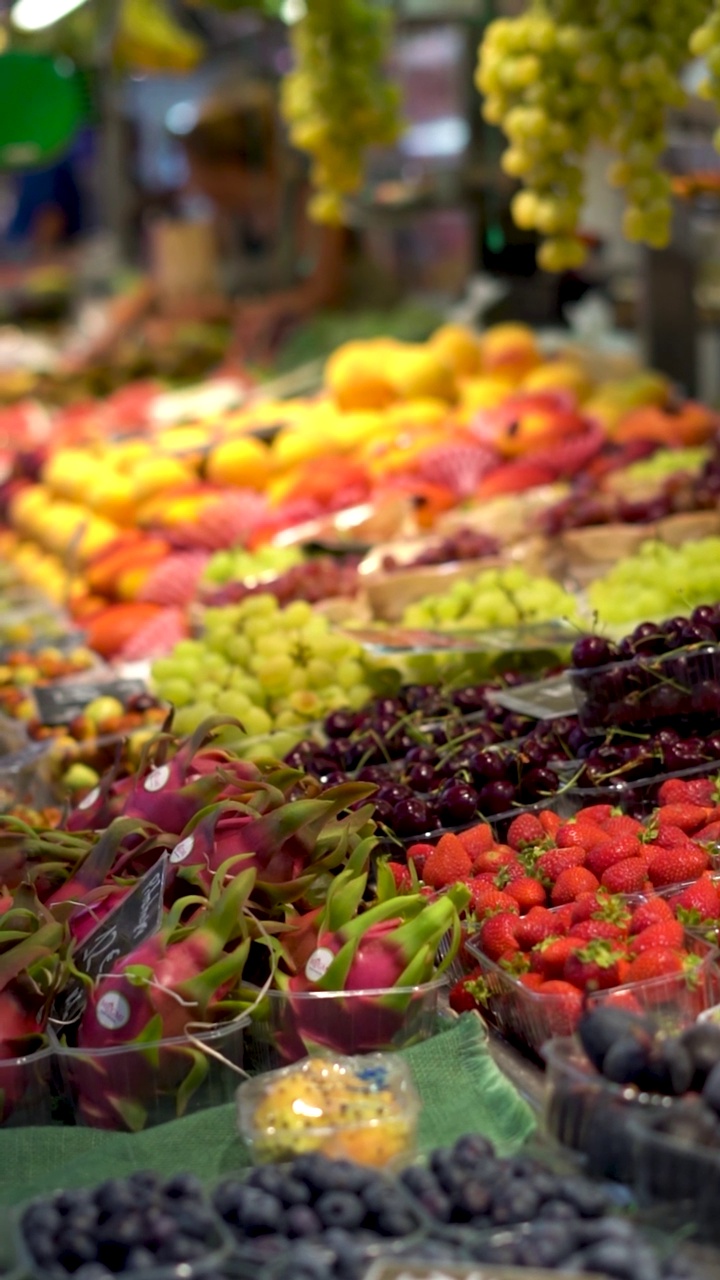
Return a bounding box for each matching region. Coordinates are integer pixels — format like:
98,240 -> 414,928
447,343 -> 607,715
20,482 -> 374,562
57,1016 -> 249,1132
465,932 -> 720,1059
243,980 -> 445,1074
542,1035 -> 672,1183
569,642 -> 720,733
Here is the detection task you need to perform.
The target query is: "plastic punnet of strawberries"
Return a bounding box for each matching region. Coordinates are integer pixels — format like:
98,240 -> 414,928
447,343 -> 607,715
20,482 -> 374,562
401,776 -> 720,1043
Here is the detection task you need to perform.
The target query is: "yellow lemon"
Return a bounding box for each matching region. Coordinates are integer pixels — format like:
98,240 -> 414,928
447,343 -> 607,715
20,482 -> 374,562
430,323 -> 483,377
206,435 -> 272,490
131,456 -> 195,502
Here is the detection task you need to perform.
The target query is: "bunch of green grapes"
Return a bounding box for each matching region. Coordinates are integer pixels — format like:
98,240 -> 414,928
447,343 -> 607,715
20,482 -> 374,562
691,0 -> 720,144
477,10 -> 600,271
402,566 -> 580,631
281,0 -> 401,224
589,536 -> 720,626
477,0 -> 710,267
151,594 -> 390,759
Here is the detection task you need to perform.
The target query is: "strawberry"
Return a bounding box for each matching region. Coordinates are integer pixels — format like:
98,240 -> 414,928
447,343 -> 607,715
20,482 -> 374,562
601,857 -> 651,895
597,990 -> 644,1016
585,835 -> 643,880
472,848 -> 514,875
539,810 -> 562,838
494,860 -> 528,886
575,804 -> 614,825
423,833 -> 472,889
647,843 -> 710,888
449,969 -> 486,1014
458,823 -> 495,858
657,804 -> 713,834
564,940 -> 626,992
572,919 -> 627,943
504,876 -> 547,912
552,904 -> 576,932
654,825 -> 696,850
669,873 -> 720,922
632,919 -> 685,954
479,912 -> 520,962
658,777 -> 715,806
469,882 -> 520,919
387,861 -> 412,892
530,935 -> 580,979
406,843 -> 435,874
507,813 -> 547,850
602,815 -> 643,840
551,866 -> 600,905
538,980 -> 583,1035
624,946 -> 688,985
695,822 -> 720,846
630,897 -> 674,934
515,906 -> 559,950
536,846 -> 586,882
570,891 -> 602,924
556,821 -> 606,850
518,972 -> 545,991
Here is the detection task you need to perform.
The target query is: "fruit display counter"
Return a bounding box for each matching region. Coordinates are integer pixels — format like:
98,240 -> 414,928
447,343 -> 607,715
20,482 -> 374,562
4,322 -> 720,1277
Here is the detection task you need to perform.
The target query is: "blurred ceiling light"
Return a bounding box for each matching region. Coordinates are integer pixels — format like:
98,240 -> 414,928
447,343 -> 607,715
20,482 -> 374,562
166,101 -> 199,137
11,0 -> 88,32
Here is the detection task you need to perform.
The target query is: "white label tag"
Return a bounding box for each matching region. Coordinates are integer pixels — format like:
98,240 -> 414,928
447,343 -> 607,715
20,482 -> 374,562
78,786 -> 100,812
170,835 -> 195,865
144,764 -> 170,793
305,947 -> 334,982
95,991 -> 131,1030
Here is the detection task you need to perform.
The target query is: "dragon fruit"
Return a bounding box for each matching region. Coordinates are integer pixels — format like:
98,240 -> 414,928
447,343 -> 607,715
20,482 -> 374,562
166,782 -> 375,908
0,816 -> 94,898
70,871 -> 255,1130
0,889 -> 66,1123
267,883 -> 469,1060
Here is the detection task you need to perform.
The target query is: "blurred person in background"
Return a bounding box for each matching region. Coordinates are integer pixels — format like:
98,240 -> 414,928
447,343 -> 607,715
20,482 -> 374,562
5,153 -> 84,258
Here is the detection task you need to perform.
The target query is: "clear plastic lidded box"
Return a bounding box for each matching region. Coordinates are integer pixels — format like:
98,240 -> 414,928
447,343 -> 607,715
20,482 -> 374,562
236,1053 -> 420,1168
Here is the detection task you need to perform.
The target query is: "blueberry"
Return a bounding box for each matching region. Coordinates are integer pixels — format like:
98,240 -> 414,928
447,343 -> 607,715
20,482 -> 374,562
157,1236 -> 206,1263
56,1232 -> 98,1271
416,1188 -> 452,1222
125,1246 -> 157,1271
162,1172 -> 203,1201
315,1191 -> 365,1231
142,1208 -> 176,1247
360,1180 -> 397,1214
286,1205 -> 322,1237
554,1176 -> 611,1217
452,1133 -> 496,1166
23,1202 -> 62,1236
240,1188 -> 285,1235
276,1176 -> 312,1207
127,1170 -> 161,1196
248,1165 -> 290,1197
513,1223 -> 578,1268
93,1181 -> 136,1217
538,1197 -> 580,1222
575,1241 -> 662,1280
703,1060 -> 720,1116
56,1189 -> 92,1215
574,1217 -> 642,1246
491,1184 -> 541,1225
680,1023 -> 720,1089
374,1209 -> 418,1237
578,1007 -> 655,1071
452,1180 -> 492,1221
176,1203 -> 215,1240
401,1166 -> 438,1196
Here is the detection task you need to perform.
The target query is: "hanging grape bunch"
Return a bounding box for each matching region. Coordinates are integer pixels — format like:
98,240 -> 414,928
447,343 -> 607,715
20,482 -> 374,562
477,0 -> 711,270
281,0 -> 401,224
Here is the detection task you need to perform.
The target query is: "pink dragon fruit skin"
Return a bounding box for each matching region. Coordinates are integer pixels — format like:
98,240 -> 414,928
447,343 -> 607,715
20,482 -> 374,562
69,886 -> 131,946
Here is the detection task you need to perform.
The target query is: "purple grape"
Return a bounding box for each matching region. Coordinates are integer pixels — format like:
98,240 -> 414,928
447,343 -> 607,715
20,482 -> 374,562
438,782 -> 478,827
376,783 -> 411,807
453,686 -> 491,714
478,780 -> 517,815
392,798 -> 431,837
357,765 -> 391,784
407,763 -> 436,793
520,768 -> 559,801
405,745 -> 437,766
520,738 -> 551,767
571,635 -> 617,669
470,749 -> 510,784
324,709 -> 361,739
373,800 -> 395,827
502,713 -> 534,739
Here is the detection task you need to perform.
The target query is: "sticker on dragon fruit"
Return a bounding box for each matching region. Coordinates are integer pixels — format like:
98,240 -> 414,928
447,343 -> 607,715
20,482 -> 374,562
144,764 -> 170,793
78,786 -> 100,812
96,991 -> 131,1030
170,835 -> 195,865
305,947 -> 334,982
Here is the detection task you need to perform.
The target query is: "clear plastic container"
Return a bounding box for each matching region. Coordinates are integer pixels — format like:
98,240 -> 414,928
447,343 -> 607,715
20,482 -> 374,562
244,980 -> 445,1073
0,743 -> 59,811
236,1053 -> 420,1167
0,1044 -> 54,1128
466,932 -> 720,1057
570,642 -> 720,732
628,1104 -> 720,1238
558,758 -> 720,820
58,1015 -> 248,1132
542,1035 -> 672,1183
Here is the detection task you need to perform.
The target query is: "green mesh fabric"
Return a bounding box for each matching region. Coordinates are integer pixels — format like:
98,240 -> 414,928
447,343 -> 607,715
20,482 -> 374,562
0,1014 -> 535,1206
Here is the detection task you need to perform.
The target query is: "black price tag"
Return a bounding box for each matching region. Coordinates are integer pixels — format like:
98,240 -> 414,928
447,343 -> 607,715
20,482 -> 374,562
51,854 -> 167,1030
34,678 -> 146,727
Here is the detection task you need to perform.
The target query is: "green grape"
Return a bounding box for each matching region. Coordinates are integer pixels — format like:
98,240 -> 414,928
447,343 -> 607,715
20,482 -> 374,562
589,536 -> 720,625
401,567 -> 579,630
281,0 -> 401,223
